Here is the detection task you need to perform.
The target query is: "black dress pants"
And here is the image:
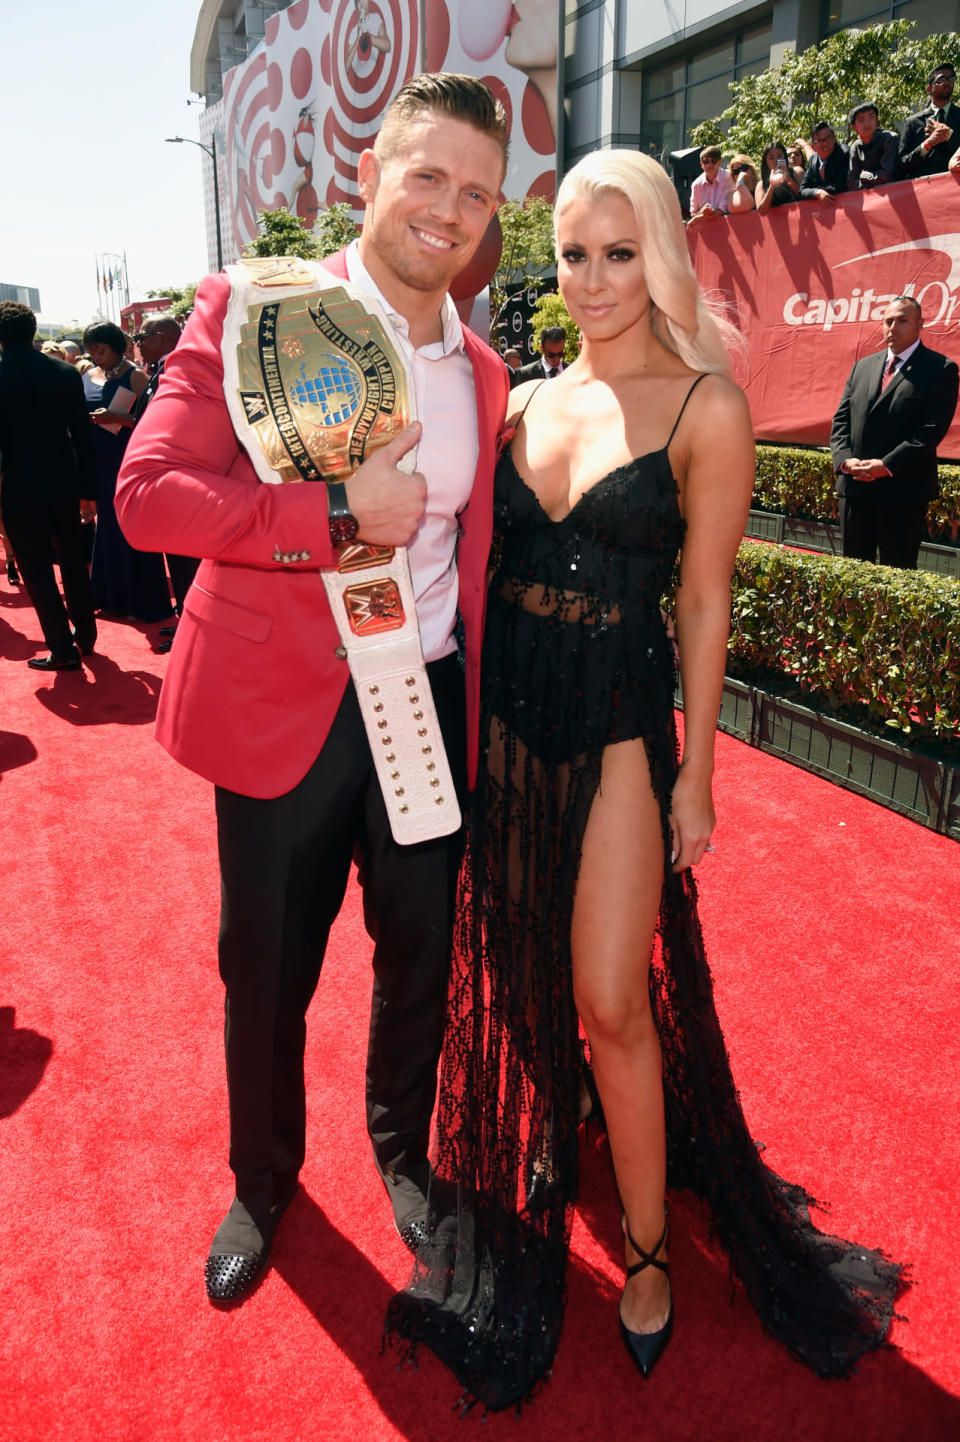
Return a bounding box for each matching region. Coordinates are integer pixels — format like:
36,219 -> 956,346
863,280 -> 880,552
214,653 -> 466,1228
165,553 -> 200,614
840,493 -> 928,570
3,496 -> 96,655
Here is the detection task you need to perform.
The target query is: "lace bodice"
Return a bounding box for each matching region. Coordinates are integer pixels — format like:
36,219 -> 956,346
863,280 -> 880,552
492,447 -> 685,630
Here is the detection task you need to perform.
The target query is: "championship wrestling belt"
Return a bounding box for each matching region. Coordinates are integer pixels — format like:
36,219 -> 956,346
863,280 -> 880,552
221,257 -> 461,846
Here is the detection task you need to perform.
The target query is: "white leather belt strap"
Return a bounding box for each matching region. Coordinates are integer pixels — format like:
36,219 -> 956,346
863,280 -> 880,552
220,259 -> 462,846
322,555 -> 461,845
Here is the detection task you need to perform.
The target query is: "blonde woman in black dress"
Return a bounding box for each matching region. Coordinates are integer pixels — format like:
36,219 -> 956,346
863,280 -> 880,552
390,149 -> 901,1410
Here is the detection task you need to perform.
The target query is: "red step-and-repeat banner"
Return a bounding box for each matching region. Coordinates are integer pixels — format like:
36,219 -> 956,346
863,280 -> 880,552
687,172 -> 960,460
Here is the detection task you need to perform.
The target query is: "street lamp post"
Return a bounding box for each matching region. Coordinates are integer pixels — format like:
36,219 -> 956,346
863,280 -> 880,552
166,133 -> 224,272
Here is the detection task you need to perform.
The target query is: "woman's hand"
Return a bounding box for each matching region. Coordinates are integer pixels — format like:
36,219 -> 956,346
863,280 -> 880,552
668,764 -> 715,873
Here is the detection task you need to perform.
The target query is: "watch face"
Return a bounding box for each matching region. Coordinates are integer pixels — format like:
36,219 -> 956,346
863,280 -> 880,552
330,514 -> 359,545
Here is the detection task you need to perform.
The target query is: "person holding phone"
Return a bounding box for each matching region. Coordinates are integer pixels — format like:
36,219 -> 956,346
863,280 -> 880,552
755,142 -> 799,214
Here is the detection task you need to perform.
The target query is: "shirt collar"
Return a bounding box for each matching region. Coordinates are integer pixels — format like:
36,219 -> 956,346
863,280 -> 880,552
345,240 -> 465,356
888,338 -> 920,364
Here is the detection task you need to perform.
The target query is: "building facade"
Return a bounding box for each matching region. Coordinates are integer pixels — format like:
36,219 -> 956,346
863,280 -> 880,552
563,0 -> 959,166
189,1 -> 959,269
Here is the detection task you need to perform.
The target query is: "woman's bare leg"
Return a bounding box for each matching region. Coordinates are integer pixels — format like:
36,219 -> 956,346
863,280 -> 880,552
571,738 -> 670,1334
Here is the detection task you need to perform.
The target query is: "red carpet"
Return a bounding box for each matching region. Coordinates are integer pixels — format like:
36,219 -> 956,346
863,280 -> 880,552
2,577 -> 958,1442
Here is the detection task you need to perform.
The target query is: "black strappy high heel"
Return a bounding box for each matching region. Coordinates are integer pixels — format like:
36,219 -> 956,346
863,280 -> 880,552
619,1206 -> 673,1378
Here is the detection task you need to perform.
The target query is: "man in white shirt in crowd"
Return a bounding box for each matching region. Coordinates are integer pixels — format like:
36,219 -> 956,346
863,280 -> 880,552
688,146 -> 731,222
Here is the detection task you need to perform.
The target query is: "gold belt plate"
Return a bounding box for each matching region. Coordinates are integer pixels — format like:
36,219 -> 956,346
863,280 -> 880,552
236,284 -> 412,487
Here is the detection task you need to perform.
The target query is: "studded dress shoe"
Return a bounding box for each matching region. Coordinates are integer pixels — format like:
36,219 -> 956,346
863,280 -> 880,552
397,1216 -> 428,1255
28,649 -> 82,671
205,1188 -> 297,1303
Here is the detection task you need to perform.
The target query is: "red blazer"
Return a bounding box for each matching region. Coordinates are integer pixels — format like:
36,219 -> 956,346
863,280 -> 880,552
116,251 -> 510,798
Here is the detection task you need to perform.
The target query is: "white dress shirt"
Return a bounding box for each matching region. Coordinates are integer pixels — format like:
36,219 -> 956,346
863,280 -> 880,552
346,241 -> 478,662
886,337 -> 920,374
690,168 -> 732,214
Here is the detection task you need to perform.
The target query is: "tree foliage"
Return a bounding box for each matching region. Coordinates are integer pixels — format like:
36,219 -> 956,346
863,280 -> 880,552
145,284 -> 200,321
244,206 -> 322,260
688,21 -> 960,160
314,202 -> 359,258
490,197 -> 556,346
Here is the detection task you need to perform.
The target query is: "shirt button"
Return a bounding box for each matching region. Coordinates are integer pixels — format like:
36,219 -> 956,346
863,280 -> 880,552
334,645 -> 347,660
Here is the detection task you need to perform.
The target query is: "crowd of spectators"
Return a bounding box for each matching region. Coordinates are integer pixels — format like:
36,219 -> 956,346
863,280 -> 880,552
686,61 -> 959,224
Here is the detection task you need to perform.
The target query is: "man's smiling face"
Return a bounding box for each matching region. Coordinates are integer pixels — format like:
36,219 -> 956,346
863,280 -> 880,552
357,112 -> 503,298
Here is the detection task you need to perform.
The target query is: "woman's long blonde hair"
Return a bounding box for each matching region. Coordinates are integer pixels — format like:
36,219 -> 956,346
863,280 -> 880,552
554,149 -> 738,377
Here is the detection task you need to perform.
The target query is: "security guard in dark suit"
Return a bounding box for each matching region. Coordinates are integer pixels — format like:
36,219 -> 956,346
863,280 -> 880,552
830,294 -> 959,569
510,324 -> 568,387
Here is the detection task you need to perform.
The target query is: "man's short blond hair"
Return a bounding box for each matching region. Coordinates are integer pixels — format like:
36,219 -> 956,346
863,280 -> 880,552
374,72 -> 509,180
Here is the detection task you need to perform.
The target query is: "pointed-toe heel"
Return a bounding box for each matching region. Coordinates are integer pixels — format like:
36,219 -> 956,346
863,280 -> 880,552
619,1206 -> 672,1378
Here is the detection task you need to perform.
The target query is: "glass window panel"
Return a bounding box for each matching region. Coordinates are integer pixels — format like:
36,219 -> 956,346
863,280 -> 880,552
688,41 -> 736,85
687,74 -> 737,132
823,1 -> 889,32
894,0 -> 960,39
645,63 -> 686,100
735,53 -> 771,82
738,23 -> 772,66
643,91 -> 685,127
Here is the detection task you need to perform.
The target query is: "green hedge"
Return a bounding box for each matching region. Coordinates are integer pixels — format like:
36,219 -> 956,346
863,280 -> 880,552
753,444 -> 960,541
729,540 -> 960,744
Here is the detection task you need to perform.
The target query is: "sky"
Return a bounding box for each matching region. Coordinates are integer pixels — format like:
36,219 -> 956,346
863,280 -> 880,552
2,1 -> 214,329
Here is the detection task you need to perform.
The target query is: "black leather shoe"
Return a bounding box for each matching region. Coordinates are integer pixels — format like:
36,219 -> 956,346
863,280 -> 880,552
28,650 -> 81,671
156,638 -> 173,654
158,624 -> 177,637
205,1189 -> 297,1303
6,559 -> 20,586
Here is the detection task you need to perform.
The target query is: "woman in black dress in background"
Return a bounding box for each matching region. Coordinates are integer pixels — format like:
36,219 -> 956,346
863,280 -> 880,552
82,322 -> 173,624
389,149 -> 901,1410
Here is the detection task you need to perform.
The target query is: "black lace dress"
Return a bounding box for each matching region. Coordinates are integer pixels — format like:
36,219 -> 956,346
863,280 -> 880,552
387,380 -> 902,1411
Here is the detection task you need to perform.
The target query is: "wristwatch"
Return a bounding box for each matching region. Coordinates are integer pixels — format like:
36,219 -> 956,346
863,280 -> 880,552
327,479 -> 359,546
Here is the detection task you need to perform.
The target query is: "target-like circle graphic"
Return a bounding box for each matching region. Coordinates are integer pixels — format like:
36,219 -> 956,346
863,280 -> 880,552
322,0 -> 419,208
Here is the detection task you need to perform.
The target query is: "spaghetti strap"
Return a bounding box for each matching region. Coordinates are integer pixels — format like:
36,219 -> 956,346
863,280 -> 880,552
516,379 -> 547,427
666,374 -> 708,447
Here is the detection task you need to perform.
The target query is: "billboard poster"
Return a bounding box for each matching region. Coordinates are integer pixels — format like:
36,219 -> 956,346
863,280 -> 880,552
199,0 -> 560,269
687,173 -> 960,461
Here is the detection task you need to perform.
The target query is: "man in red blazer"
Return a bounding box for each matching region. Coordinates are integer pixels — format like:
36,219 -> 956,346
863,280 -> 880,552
117,74 -> 511,1301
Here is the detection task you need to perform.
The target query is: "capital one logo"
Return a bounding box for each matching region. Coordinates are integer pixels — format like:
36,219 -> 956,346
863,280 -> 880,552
782,235 -> 960,331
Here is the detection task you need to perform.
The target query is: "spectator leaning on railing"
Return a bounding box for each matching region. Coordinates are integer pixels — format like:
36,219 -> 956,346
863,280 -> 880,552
847,102 -> 898,190
687,145 -> 731,222
899,63 -> 958,178
786,143 -> 809,184
799,121 -> 849,204
727,155 -> 759,212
